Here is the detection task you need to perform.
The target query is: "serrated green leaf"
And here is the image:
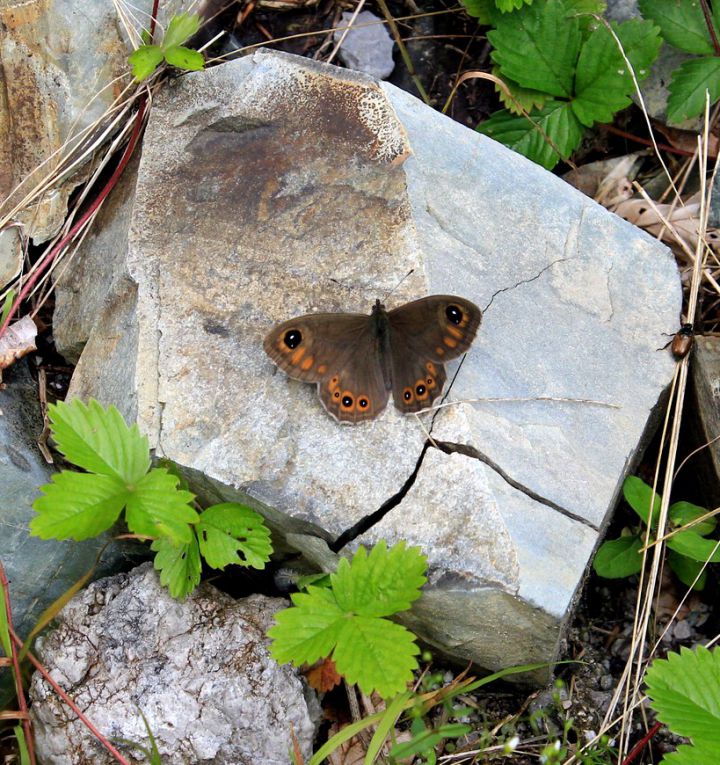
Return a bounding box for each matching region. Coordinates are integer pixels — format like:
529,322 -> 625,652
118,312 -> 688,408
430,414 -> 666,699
662,741 -> 720,765
645,646 -> 720,749
496,0 -> 533,12
128,45 -> 165,82
197,503 -> 271,570
49,399 -> 150,483
152,533 -> 201,599
332,541 -> 426,618
125,468 -> 198,545
163,13 -> 201,49
268,586 -> 345,665
156,459 -> 191,491
31,472 -> 127,540
333,616 -> 419,698
623,476 -> 661,527
592,535 -> 643,578
638,0 -> 716,56
573,18 -> 661,126
488,0 -> 581,98
494,66 -> 549,115
564,0 -> 605,13
297,572 -> 331,590
669,501 -> 717,536
478,100 -> 584,169
460,0 -> 493,23
666,531 -> 720,563
668,549 -> 707,591
163,46 -> 205,72
667,57 -> 720,125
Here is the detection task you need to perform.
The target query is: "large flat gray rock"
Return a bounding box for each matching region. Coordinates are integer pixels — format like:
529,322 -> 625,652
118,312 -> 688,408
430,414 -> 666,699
63,49 -> 680,674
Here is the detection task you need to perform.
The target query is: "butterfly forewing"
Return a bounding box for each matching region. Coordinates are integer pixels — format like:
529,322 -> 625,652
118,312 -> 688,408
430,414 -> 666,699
263,313 -> 390,422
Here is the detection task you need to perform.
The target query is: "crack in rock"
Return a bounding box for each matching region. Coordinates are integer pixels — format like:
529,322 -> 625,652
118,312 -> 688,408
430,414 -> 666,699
435,440 -> 598,530
331,441 -> 431,551
483,257 -> 569,313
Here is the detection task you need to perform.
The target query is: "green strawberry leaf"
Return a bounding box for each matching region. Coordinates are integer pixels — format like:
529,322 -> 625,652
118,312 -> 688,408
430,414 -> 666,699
333,616 -> 420,698
48,399 -> 150,483
268,585 -> 345,666
129,45 -> 165,82
31,472 -> 127,540
460,0 -> 493,23
496,0 -> 534,12
125,467 -> 198,545
592,535 -> 643,578
332,541 -> 426,617
269,542 -> 427,698
623,476 -> 661,527
669,501 -> 716,536
667,57 -> 720,125
163,12 -> 201,49
638,0 -> 716,56
667,549 -> 707,591
666,530 -> 720,564
661,741 -> 720,765
494,67 -> 549,115
197,503 -> 272,570
152,533 -> 202,599
478,100 -> 584,169
572,18 -> 661,126
163,46 -> 205,72
488,0 -> 581,98
645,646 -> 720,748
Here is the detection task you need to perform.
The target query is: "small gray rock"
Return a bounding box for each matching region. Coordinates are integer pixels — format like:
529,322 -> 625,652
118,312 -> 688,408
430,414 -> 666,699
30,563 -> 316,764
333,10 -> 395,79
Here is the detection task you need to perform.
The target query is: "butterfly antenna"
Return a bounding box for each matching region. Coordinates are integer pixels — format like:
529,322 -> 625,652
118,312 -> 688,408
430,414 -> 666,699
381,269 -> 415,303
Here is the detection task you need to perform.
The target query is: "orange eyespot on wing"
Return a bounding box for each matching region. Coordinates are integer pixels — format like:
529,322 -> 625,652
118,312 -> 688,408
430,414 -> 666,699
393,359 -> 447,413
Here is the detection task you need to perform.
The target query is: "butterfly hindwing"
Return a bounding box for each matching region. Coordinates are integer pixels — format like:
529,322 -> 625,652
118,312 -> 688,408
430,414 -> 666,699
263,313 -> 390,422
388,296 -> 481,413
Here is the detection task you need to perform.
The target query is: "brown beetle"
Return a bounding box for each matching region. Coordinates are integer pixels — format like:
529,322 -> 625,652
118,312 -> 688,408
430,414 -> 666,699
671,323 -> 694,359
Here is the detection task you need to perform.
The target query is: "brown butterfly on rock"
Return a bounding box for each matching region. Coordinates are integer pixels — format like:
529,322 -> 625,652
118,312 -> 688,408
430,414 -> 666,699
263,295 -> 482,423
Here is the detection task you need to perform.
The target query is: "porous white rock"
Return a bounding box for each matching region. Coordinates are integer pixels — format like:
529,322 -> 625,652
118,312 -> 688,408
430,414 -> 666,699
30,564 -> 316,764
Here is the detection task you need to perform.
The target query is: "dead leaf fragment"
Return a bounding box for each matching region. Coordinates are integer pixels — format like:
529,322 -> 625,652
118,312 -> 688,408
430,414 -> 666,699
305,656 -> 342,693
0,315 -> 37,371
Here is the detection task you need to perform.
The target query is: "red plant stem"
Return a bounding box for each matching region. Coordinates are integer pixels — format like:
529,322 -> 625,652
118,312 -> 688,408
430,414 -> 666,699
0,0 -> 161,340
11,627 -> 133,765
0,563 -> 36,764
621,721 -> 662,765
0,97 -> 147,339
602,124 -> 708,159
699,0 -> 720,56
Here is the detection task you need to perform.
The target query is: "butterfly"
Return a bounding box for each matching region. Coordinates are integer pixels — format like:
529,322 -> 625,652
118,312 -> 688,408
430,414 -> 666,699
263,295 -> 482,423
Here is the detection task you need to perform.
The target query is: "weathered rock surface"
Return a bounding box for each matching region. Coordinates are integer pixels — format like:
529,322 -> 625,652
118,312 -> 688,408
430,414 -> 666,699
30,563 -> 317,765
60,49 -> 680,674
0,0 -> 188,243
333,10 -> 395,80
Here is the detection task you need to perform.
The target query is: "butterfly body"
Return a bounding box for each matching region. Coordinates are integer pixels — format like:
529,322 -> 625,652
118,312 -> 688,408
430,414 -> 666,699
264,295 -> 481,423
